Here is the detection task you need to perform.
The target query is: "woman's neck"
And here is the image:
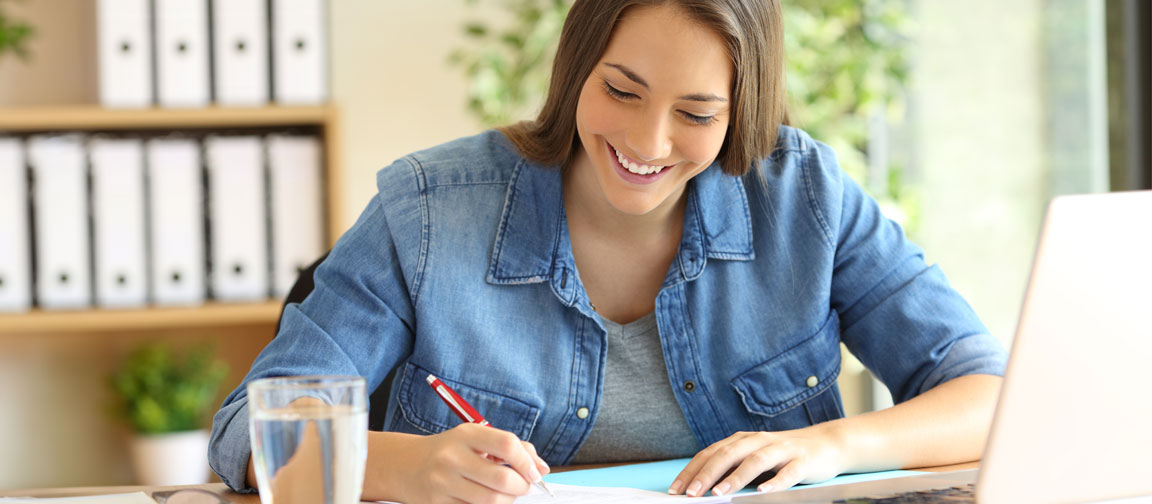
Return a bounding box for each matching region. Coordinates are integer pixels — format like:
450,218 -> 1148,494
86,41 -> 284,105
561,152 -> 688,245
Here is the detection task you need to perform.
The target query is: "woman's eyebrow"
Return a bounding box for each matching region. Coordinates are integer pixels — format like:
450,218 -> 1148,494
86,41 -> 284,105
603,62 -> 728,103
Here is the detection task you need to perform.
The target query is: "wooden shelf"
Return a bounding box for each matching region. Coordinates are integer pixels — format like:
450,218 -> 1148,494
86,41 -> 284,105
0,104 -> 342,334
0,301 -> 284,335
0,105 -> 333,131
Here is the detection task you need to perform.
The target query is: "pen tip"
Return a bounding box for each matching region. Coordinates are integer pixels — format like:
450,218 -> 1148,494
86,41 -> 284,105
538,480 -> 556,497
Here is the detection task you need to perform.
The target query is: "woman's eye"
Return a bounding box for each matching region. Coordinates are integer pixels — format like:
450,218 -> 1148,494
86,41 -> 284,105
602,81 -> 637,100
680,111 -> 717,126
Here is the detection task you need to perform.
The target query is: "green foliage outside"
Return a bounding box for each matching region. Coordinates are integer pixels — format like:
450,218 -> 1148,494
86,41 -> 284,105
110,343 -> 229,434
0,0 -> 35,61
449,0 -> 920,233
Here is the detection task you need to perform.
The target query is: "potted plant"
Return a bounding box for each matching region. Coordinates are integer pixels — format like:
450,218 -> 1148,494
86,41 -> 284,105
110,342 -> 228,485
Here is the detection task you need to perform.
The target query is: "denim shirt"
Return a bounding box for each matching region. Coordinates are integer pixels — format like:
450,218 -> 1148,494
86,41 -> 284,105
209,126 -> 1007,491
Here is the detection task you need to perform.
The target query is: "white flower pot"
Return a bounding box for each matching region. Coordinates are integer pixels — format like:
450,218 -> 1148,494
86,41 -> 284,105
129,429 -> 211,486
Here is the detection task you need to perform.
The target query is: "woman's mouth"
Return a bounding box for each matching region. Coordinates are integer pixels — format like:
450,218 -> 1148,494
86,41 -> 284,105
606,140 -> 672,184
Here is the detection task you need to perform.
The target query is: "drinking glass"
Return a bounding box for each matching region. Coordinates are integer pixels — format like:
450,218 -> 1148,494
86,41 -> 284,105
247,376 -> 368,504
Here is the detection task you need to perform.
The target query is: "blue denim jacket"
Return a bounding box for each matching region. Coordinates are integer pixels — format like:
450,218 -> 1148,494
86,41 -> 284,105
209,126 -> 1007,491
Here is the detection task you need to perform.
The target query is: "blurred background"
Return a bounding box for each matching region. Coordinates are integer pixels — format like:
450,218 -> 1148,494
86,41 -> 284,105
0,0 -> 1148,490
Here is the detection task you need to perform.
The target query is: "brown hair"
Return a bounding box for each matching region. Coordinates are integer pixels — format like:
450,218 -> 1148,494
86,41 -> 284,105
499,0 -> 787,176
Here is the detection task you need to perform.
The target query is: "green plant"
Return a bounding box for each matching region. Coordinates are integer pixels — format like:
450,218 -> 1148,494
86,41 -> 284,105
448,0 -> 571,126
110,343 -> 229,434
0,0 -> 35,61
449,0 -> 919,232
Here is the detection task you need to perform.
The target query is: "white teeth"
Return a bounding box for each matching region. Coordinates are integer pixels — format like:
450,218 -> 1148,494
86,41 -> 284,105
614,146 -> 665,175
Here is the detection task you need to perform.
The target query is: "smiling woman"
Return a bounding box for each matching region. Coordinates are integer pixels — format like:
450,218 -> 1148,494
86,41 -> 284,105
208,1 -> 1009,503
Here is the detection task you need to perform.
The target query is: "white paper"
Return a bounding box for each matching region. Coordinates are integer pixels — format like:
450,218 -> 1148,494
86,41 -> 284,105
519,483 -> 757,503
0,491 -> 155,503
371,484 -> 756,504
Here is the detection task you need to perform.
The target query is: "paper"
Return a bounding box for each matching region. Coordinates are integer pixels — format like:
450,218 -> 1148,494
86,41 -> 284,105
532,457 -> 926,501
372,458 -> 928,503
0,492 -> 155,504
519,482 -> 748,503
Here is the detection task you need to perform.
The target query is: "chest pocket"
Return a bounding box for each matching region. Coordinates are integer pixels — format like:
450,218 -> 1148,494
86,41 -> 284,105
389,361 -> 541,441
730,311 -> 845,431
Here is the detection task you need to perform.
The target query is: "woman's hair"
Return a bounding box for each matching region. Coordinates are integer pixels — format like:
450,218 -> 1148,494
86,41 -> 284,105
500,0 -> 787,176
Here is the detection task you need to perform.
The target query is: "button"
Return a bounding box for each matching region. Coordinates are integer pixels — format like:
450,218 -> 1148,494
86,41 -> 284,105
806,376 -> 819,388
576,407 -> 589,419
683,380 -> 696,392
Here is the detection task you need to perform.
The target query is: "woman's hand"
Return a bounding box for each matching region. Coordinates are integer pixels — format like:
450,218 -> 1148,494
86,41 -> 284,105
669,425 -> 846,497
396,423 -> 550,504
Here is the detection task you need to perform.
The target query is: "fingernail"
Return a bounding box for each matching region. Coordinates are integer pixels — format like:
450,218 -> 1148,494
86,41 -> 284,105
668,480 -> 683,494
712,482 -> 730,496
758,483 -> 774,493
687,481 -> 702,497
529,467 -> 543,483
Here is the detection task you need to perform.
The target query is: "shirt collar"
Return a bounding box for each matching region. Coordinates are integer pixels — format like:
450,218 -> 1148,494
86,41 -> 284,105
486,159 -> 755,289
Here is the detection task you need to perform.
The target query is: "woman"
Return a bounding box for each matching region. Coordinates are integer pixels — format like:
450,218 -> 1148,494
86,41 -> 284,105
210,0 -> 1008,502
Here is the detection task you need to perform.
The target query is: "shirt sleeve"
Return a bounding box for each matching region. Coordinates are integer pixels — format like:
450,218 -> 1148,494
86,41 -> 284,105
803,140 -> 1009,404
208,160 -> 420,492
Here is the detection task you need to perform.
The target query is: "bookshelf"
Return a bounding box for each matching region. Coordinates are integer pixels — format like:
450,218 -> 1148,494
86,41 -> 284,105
0,301 -> 283,335
0,104 -> 342,333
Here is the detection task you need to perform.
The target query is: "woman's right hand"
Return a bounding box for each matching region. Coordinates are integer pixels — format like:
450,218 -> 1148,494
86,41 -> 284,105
395,422 -> 550,504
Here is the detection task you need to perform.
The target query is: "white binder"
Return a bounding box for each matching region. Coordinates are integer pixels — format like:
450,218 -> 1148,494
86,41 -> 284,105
155,0 -> 210,107
97,0 -> 154,107
205,136 -> 269,301
212,0 -> 270,106
27,135 -> 91,310
146,137 -> 207,306
267,135 -> 325,298
90,138 -> 148,308
271,0 -> 328,104
0,138 -> 32,312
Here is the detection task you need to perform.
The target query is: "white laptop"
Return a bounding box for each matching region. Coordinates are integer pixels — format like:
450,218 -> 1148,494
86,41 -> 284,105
736,190 -> 1152,504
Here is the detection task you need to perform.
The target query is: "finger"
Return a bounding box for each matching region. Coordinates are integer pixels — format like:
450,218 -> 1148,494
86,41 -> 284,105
466,425 -> 544,487
710,448 -> 789,497
682,433 -> 767,497
670,432 -> 754,494
757,460 -> 806,493
522,441 -> 550,476
451,468 -> 522,504
457,454 -> 532,497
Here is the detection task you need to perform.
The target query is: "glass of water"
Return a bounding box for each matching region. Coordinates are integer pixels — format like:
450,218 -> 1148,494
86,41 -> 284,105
247,376 -> 368,504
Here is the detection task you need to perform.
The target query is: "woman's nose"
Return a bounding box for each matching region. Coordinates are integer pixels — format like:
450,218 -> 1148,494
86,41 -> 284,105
625,116 -> 672,163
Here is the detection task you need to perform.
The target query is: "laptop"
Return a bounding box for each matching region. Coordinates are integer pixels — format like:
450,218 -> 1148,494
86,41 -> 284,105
736,191 -> 1152,504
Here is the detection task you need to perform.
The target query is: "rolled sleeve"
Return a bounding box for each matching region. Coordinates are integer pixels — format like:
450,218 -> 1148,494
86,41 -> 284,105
208,396 -> 256,493
919,333 -> 1009,394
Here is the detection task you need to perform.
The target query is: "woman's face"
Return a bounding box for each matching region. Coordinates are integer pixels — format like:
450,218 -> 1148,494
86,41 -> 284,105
572,4 -> 733,216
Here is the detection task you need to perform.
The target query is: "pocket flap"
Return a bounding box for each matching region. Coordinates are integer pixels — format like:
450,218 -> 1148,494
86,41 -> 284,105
395,361 -> 540,440
731,311 -> 842,417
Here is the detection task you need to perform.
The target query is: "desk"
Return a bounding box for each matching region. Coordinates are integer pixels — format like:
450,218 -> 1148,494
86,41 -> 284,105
1,462 -> 978,503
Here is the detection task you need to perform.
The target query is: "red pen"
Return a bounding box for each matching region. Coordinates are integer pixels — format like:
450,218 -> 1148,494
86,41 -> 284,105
426,374 -> 555,497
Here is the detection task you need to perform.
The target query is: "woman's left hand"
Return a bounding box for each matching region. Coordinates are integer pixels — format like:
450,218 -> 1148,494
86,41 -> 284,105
669,426 -> 848,497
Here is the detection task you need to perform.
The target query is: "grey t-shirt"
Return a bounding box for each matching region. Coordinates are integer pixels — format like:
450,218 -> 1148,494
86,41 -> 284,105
570,312 -> 701,463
